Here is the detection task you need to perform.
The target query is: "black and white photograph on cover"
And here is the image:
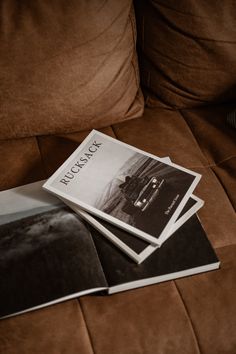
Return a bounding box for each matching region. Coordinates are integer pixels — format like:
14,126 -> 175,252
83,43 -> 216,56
44,130 -> 201,245
0,181 -> 107,319
94,153 -> 196,238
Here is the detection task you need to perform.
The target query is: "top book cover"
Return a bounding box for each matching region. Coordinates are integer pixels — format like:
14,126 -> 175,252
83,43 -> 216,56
43,130 -> 201,245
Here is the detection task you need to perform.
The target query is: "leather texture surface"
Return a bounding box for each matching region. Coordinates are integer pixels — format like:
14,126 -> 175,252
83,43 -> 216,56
0,0 -> 143,139
0,300 -> 93,354
135,0 -> 236,108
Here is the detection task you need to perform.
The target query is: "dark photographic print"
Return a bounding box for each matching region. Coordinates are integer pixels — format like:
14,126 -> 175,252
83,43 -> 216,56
47,130 -> 200,244
95,195 -> 203,257
89,215 -> 219,293
0,204 -> 107,318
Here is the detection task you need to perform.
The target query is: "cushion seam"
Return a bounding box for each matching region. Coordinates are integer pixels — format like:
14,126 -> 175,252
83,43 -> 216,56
179,110 -> 236,210
35,136 -> 48,178
215,243 -> 236,251
183,156 -> 236,169
111,125 -> 119,139
129,7 -> 139,90
77,299 -> 96,354
180,111 -> 236,166
173,281 -> 202,354
210,166 -> 236,212
178,109 -> 212,166
179,109 -> 236,212
204,155 -> 236,167
179,110 -> 236,166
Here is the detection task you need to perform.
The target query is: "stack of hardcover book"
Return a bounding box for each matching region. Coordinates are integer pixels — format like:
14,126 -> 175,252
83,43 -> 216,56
0,130 -> 220,319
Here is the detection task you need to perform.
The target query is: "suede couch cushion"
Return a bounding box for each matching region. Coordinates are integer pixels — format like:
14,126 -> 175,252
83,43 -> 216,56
227,109 -> 236,129
0,300 -> 94,354
0,0 -> 143,139
181,104 -> 236,210
135,0 -> 236,108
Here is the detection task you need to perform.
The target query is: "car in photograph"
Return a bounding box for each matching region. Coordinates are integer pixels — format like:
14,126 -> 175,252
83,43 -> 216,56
121,176 -> 164,214
134,177 -> 164,211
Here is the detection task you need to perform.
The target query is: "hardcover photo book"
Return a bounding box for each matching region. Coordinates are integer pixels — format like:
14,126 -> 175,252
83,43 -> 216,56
43,130 -> 202,245
0,181 -> 220,319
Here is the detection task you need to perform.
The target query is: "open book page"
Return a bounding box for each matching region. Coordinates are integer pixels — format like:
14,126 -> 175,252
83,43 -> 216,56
88,215 -> 220,294
0,182 -> 107,319
43,130 -> 201,245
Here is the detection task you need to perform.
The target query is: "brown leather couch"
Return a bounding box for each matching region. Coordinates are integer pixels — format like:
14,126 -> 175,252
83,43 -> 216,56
0,1 -> 236,353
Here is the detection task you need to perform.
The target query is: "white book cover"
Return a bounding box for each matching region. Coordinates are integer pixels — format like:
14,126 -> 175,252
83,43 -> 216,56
43,130 -> 201,245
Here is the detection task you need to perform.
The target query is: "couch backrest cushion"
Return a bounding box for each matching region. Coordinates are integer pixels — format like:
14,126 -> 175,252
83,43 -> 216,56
0,0 -> 143,139
135,0 -> 236,109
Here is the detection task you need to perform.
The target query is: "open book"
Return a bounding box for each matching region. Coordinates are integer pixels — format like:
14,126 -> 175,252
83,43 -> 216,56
43,130 -> 201,245
0,181 -> 220,319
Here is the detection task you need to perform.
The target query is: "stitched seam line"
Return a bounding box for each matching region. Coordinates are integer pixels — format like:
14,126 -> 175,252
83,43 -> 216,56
111,125 -> 118,139
182,157 -> 236,169
35,136 -> 48,178
129,4 -> 136,44
131,58 -> 139,89
180,110 -> 236,166
141,11 -> 145,51
77,299 -> 96,354
129,7 -> 139,89
179,110 -> 236,212
174,281 -> 202,354
203,155 -> 236,167
178,109 -> 212,165
179,109 -> 227,165
210,166 -> 236,212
